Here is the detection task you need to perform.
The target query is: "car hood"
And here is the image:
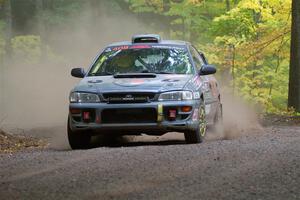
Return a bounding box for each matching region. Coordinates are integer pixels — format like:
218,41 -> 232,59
73,74 -> 194,93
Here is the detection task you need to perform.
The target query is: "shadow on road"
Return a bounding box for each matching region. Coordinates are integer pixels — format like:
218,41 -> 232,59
90,134 -> 187,148
88,129 -> 223,149
47,129 -> 221,151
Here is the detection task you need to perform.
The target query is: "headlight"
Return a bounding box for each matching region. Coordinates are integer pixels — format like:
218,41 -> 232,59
158,91 -> 193,101
69,92 -> 100,103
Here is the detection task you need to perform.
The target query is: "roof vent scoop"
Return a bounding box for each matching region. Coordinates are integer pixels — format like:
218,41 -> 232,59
132,34 -> 161,43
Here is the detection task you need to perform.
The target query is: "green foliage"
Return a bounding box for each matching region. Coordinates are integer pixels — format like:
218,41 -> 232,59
208,0 -> 291,113
212,8 -> 257,44
127,0 -> 292,113
0,0 -> 5,6
127,0 -> 165,13
11,35 -> 41,64
0,0 -> 293,114
36,0 -> 83,27
10,34 -> 65,65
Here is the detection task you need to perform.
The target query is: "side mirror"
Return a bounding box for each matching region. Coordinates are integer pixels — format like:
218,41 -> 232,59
71,68 -> 85,78
199,64 -> 216,76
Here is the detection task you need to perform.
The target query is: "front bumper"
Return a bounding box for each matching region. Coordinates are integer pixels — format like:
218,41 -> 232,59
69,100 -> 200,134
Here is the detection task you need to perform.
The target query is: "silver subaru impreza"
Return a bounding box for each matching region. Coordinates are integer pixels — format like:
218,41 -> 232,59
68,34 -> 222,149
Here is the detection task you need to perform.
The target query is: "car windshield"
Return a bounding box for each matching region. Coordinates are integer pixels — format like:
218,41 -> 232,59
88,46 -> 193,76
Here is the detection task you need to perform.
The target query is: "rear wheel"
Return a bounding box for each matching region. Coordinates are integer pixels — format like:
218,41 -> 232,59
184,101 -> 206,144
68,119 -> 91,149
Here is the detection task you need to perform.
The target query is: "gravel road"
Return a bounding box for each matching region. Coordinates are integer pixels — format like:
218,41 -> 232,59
0,126 -> 299,200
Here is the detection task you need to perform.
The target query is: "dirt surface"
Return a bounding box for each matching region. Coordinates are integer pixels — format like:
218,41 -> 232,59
0,130 -> 47,153
0,125 -> 299,200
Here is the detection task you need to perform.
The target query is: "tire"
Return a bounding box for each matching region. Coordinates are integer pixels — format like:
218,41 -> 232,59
68,118 -> 91,149
184,100 -> 207,144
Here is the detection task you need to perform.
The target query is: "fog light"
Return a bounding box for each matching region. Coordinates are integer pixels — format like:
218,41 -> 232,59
181,106 -> 192,112
83,111 -> 90,122
169,109 -> 177,120
96,115 -> 101,123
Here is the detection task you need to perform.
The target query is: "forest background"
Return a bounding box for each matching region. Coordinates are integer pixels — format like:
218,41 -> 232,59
0,0 -> 294,129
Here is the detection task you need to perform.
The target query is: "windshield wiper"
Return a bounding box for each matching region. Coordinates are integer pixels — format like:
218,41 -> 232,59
89,72 -> 113,76
140,69 -> 150,73
154,71 -> 175,74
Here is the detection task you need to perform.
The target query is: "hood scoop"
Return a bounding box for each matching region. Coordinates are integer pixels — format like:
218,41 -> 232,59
113,73 -> 157,79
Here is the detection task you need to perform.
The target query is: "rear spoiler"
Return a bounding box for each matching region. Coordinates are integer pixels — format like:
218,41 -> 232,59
132,34 -> 161,43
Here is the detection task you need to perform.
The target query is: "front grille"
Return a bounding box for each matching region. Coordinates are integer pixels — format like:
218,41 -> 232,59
102,93 -> 156,103
101,108 -> 157,123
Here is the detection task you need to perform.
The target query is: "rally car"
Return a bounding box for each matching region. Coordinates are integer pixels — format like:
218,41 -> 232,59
68,34 -> 222,149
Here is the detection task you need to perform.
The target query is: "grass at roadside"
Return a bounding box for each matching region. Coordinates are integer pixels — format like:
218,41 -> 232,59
260,114 -> 300,126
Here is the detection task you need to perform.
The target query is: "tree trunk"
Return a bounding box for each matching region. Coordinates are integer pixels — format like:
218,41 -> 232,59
35,0 -> 47,61
288,0 -> 300,112
231,45 -> 236,95
1,0 -> 12,123
3,0 -> 12,59
225,0 -> 230,11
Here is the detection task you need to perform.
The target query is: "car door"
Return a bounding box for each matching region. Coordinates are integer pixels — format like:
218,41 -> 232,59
198,52 -> 219,102
189,46 -> 218,124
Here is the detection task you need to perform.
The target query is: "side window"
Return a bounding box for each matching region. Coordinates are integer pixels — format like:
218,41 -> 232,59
189,46 -> 204,70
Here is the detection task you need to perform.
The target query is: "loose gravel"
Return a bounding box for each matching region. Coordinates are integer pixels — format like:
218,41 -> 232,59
0,126 -> 299,200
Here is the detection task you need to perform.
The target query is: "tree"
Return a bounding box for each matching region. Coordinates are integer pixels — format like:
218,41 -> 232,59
0,0 -> 12,121
288,0 -> 300,112
0,0 -> 294,114
3,0 -> 12,59
210,0 -> 291,112
35,0 -> 46,60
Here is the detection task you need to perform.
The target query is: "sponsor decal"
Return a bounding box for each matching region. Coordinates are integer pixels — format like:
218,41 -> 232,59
203,82 -> 210,92
130,45 -> 151,49
192,108 -> 199,121
205,105 -> 211,115
131,79 -> 145,84
152,45 -> 185,50
110,45 -> 185,51
195,78 -> 201,87
193,92 -> 200,99
112,46 -> 129,51
114,79 -> 145,87
164,74 -> 185,78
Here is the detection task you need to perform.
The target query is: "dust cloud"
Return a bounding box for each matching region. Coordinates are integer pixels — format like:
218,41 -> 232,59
0,3 -> 155,148
223,94 -> 262,139
207,91 -> 262,141
0,3 -> 260,148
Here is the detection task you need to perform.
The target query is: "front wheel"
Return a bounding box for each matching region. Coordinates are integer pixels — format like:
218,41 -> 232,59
184,101 -> 206,144
68,119 -> 91,149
